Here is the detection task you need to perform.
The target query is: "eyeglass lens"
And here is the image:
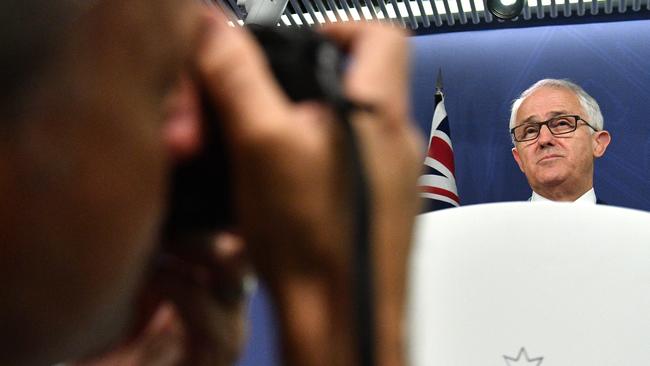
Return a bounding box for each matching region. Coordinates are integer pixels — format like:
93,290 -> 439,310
514,116 -> 577,142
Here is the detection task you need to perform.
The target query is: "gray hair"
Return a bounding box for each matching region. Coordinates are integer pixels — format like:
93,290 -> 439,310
509,79 -> 604,135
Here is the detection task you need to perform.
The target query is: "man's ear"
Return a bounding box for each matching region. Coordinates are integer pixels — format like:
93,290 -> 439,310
512,146 -> 525,173
592,130 -> 611,158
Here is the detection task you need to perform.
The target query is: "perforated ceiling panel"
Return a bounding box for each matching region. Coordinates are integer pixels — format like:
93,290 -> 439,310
204,0 -> 650,31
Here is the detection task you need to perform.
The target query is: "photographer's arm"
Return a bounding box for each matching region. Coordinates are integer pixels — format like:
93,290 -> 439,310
198,17 -> 422,366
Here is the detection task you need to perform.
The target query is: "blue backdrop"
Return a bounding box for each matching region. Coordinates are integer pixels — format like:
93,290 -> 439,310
238,19 -> 650,366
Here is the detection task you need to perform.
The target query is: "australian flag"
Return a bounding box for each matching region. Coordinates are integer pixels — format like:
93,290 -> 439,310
418,71 -> 460,212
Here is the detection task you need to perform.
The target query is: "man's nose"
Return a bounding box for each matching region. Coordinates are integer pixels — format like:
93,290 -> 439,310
537,124 -> 555,146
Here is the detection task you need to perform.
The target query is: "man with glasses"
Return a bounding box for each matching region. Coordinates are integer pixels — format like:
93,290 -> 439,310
509,79 -> 611,202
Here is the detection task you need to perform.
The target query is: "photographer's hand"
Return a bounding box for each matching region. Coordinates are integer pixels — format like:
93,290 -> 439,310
198,14 -> 422,366
71,231 -> 249,366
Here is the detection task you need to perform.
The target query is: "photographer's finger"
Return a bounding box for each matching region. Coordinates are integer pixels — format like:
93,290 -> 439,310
196,15 -> 291,135
162,73 -> 203,160
153,264 -> 247,366
320,23 -> 410,127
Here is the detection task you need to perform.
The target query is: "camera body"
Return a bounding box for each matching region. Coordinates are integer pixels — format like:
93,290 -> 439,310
163,26 -> 344,236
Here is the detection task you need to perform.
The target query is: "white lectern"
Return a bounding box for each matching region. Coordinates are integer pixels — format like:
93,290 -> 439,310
407,202 -> 650,365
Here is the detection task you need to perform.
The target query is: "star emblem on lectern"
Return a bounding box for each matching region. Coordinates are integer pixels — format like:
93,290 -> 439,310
503,347 -> 544,365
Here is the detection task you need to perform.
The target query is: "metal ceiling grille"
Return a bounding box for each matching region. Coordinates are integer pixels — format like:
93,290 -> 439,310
206,0 -> 650,30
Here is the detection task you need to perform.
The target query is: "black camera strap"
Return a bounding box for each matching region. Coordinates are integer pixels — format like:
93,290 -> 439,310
337,101 -> 376,366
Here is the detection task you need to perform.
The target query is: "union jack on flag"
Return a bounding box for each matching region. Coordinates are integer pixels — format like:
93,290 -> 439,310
418,71 -> 460,212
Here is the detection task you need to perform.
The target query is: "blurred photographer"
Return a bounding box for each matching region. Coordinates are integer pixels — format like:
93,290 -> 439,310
0,1 -> 421,366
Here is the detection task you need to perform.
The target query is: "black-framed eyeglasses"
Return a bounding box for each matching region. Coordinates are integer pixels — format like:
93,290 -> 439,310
510,115 -> 598,142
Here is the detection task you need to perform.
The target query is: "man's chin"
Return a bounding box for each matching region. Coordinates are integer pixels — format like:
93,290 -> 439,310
69,298 -> 135,363
531,171 -> 569,190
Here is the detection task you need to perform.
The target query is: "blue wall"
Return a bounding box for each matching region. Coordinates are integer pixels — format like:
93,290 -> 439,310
410,19 -> 650,210
239,19 -> 650,366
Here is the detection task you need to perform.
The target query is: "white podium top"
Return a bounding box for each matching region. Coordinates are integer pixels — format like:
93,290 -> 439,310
407,202 -> 650,366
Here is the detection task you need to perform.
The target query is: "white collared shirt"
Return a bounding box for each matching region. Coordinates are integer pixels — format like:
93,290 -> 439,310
530,187 -> 597,204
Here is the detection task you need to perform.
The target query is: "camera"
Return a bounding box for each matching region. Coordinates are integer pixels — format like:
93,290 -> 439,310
162,26 -> 344,236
